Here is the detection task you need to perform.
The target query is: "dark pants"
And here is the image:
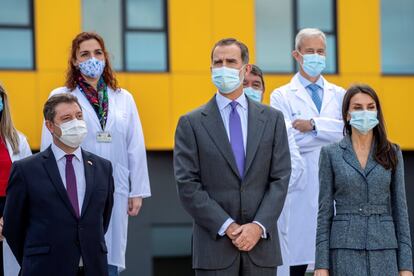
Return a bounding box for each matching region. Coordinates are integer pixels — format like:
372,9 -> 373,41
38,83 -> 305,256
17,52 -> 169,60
290,264 -> 308,276
195,252 -> 276,276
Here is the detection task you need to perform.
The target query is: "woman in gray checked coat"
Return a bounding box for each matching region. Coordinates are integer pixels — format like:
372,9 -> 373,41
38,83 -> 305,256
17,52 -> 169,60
314,84 -> 413,276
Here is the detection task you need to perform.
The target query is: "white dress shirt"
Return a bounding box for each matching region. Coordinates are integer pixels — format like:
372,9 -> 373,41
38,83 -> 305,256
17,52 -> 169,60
215,92 -> 266,238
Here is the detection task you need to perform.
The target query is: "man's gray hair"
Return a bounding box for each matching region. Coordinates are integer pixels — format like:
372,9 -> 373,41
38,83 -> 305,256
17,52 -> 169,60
295,28 -> 326,50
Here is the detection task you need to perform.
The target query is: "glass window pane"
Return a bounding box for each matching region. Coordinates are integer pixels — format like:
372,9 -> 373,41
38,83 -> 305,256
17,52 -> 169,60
297,0 -> 333,32
82,0 -> 123,70
125,32 -> 167,71
381,0 -> 414,74
324,34 -> 336,74
0,0 -> 30,25
0,29 -> 33,69
256,0 -> 293,72
126,0 -> 164,29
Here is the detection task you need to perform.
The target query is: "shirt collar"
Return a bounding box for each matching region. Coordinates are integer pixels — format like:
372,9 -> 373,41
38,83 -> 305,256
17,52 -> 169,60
298,72 -> 324,89
215,91 -> 248,111
51,142 -> 83,162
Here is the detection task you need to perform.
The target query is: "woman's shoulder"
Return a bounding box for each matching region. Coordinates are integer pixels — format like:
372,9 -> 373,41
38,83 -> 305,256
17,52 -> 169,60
321,140 -> 343,154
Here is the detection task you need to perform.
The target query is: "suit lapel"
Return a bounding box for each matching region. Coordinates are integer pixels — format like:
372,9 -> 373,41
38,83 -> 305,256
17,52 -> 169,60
364,144 -> 378,177
81,150 -> 96,217
320,80 -> 335,114
42,147 -> 79,219
340,137 -> 366,178
244,99 -> 266,177
201,96 -> 241,179
291,76 -> 316,112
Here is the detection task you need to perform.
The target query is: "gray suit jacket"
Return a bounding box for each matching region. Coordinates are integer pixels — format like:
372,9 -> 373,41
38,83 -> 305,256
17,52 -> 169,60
315,136 -> 412,271
173,95 -> 291,269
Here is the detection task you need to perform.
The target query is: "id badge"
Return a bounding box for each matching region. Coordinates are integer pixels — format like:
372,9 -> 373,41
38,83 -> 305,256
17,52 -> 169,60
96,131 -> 112,143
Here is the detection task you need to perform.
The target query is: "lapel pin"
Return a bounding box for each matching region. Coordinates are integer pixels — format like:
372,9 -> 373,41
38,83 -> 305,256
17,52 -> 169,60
87,160 -> 93,165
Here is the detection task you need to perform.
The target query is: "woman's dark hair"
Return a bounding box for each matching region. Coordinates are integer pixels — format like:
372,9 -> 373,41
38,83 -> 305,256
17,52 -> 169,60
342,84 -> 398,170
65,32 -> 118,90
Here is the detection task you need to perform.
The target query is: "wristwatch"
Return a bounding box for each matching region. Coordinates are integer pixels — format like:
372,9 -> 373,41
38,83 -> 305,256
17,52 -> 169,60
310,118 -> 316,130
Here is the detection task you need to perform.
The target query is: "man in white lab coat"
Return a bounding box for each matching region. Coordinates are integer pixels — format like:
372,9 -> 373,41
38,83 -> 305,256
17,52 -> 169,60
270,28 -> 345,276
243,65 -> 304,276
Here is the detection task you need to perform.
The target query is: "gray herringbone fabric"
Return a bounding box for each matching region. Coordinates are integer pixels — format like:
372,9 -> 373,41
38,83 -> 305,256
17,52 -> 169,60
315,136 -> 413,273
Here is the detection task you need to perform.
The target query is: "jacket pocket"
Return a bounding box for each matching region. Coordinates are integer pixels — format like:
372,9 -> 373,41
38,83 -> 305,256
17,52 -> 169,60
24,245 -> 50,256
368,216 -> 398,249
329,218 -> 350,249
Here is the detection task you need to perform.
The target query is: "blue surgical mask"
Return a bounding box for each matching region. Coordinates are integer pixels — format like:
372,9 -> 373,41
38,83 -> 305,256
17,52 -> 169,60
78,57 -> 106,79
244,87 -> 263,103
0,96 -> 3,112
349,110 -> 379,135
300,53 -> 326,77
212,66 -> 244,94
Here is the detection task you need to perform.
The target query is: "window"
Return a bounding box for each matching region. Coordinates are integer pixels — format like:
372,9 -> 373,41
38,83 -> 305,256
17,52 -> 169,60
0,0 -> 35,70
255,0 -> 337,74
82,0 -> 169,72
381,0 -> 414,74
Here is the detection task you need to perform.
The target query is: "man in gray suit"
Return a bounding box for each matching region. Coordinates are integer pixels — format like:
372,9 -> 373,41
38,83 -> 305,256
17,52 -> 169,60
174,38 -> 291,275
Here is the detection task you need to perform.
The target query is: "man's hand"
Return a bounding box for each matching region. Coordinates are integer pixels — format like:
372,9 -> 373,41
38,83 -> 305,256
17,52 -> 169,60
231,223 -> 262,251
128,197 -> 143,216
225,222 -> 241,240
0,217 -> 3,241
292,119 -> 313,133
400,271 -> 413,276
314,269 -> 329,276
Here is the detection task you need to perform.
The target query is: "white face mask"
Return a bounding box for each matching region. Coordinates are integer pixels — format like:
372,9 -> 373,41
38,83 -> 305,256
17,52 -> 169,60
54,119 -> 88,148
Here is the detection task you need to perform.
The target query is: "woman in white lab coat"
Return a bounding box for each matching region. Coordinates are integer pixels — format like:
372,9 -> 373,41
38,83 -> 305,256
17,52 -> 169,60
40,32 -> 151,276
0,84 -> 32,276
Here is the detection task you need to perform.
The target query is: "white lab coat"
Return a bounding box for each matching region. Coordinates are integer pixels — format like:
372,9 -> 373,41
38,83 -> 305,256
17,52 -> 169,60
271,73 -> 345,267
3,132 -> 32,276
40,86 -> 151,271
276,120 -> 305,276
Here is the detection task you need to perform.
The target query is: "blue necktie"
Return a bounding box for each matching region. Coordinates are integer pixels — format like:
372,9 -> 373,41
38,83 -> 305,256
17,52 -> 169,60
229,101 -> 245,178
308,84 -> 322,113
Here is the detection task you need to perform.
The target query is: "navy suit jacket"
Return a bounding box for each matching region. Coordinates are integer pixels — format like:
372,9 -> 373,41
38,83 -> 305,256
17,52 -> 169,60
3,146 -> 114,276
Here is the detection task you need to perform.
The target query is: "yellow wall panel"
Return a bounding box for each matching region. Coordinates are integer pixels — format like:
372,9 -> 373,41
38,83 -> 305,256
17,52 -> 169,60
121,74 -> 172,149
169,0 -> 212,73
0,73 -> 38,148
35,0 -> 82,71
212,0 -> 256,63
338,0 -> 381,75
0,0 -> 413,150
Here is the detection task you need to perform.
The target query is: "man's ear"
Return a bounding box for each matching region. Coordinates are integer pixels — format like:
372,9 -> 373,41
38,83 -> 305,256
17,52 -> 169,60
244,64 -> 252,75
292,50 -> 301,63
45,120 -> 55,134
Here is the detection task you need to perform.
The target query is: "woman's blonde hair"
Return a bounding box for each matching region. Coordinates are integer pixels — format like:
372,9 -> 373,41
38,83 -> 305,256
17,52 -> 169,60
0,84 -> 19,154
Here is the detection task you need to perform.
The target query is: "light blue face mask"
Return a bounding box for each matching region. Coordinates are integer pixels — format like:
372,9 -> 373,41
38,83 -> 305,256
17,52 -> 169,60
78,57 -> 106,79
300,53 -> 326,77
243,87 -> 263,103
0,96 -> 3,112
349,110 -> 379,135
212,66 -> 244,94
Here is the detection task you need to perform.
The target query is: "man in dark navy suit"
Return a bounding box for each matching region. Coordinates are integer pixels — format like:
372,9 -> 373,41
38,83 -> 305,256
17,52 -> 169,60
3,93 -> 114,276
